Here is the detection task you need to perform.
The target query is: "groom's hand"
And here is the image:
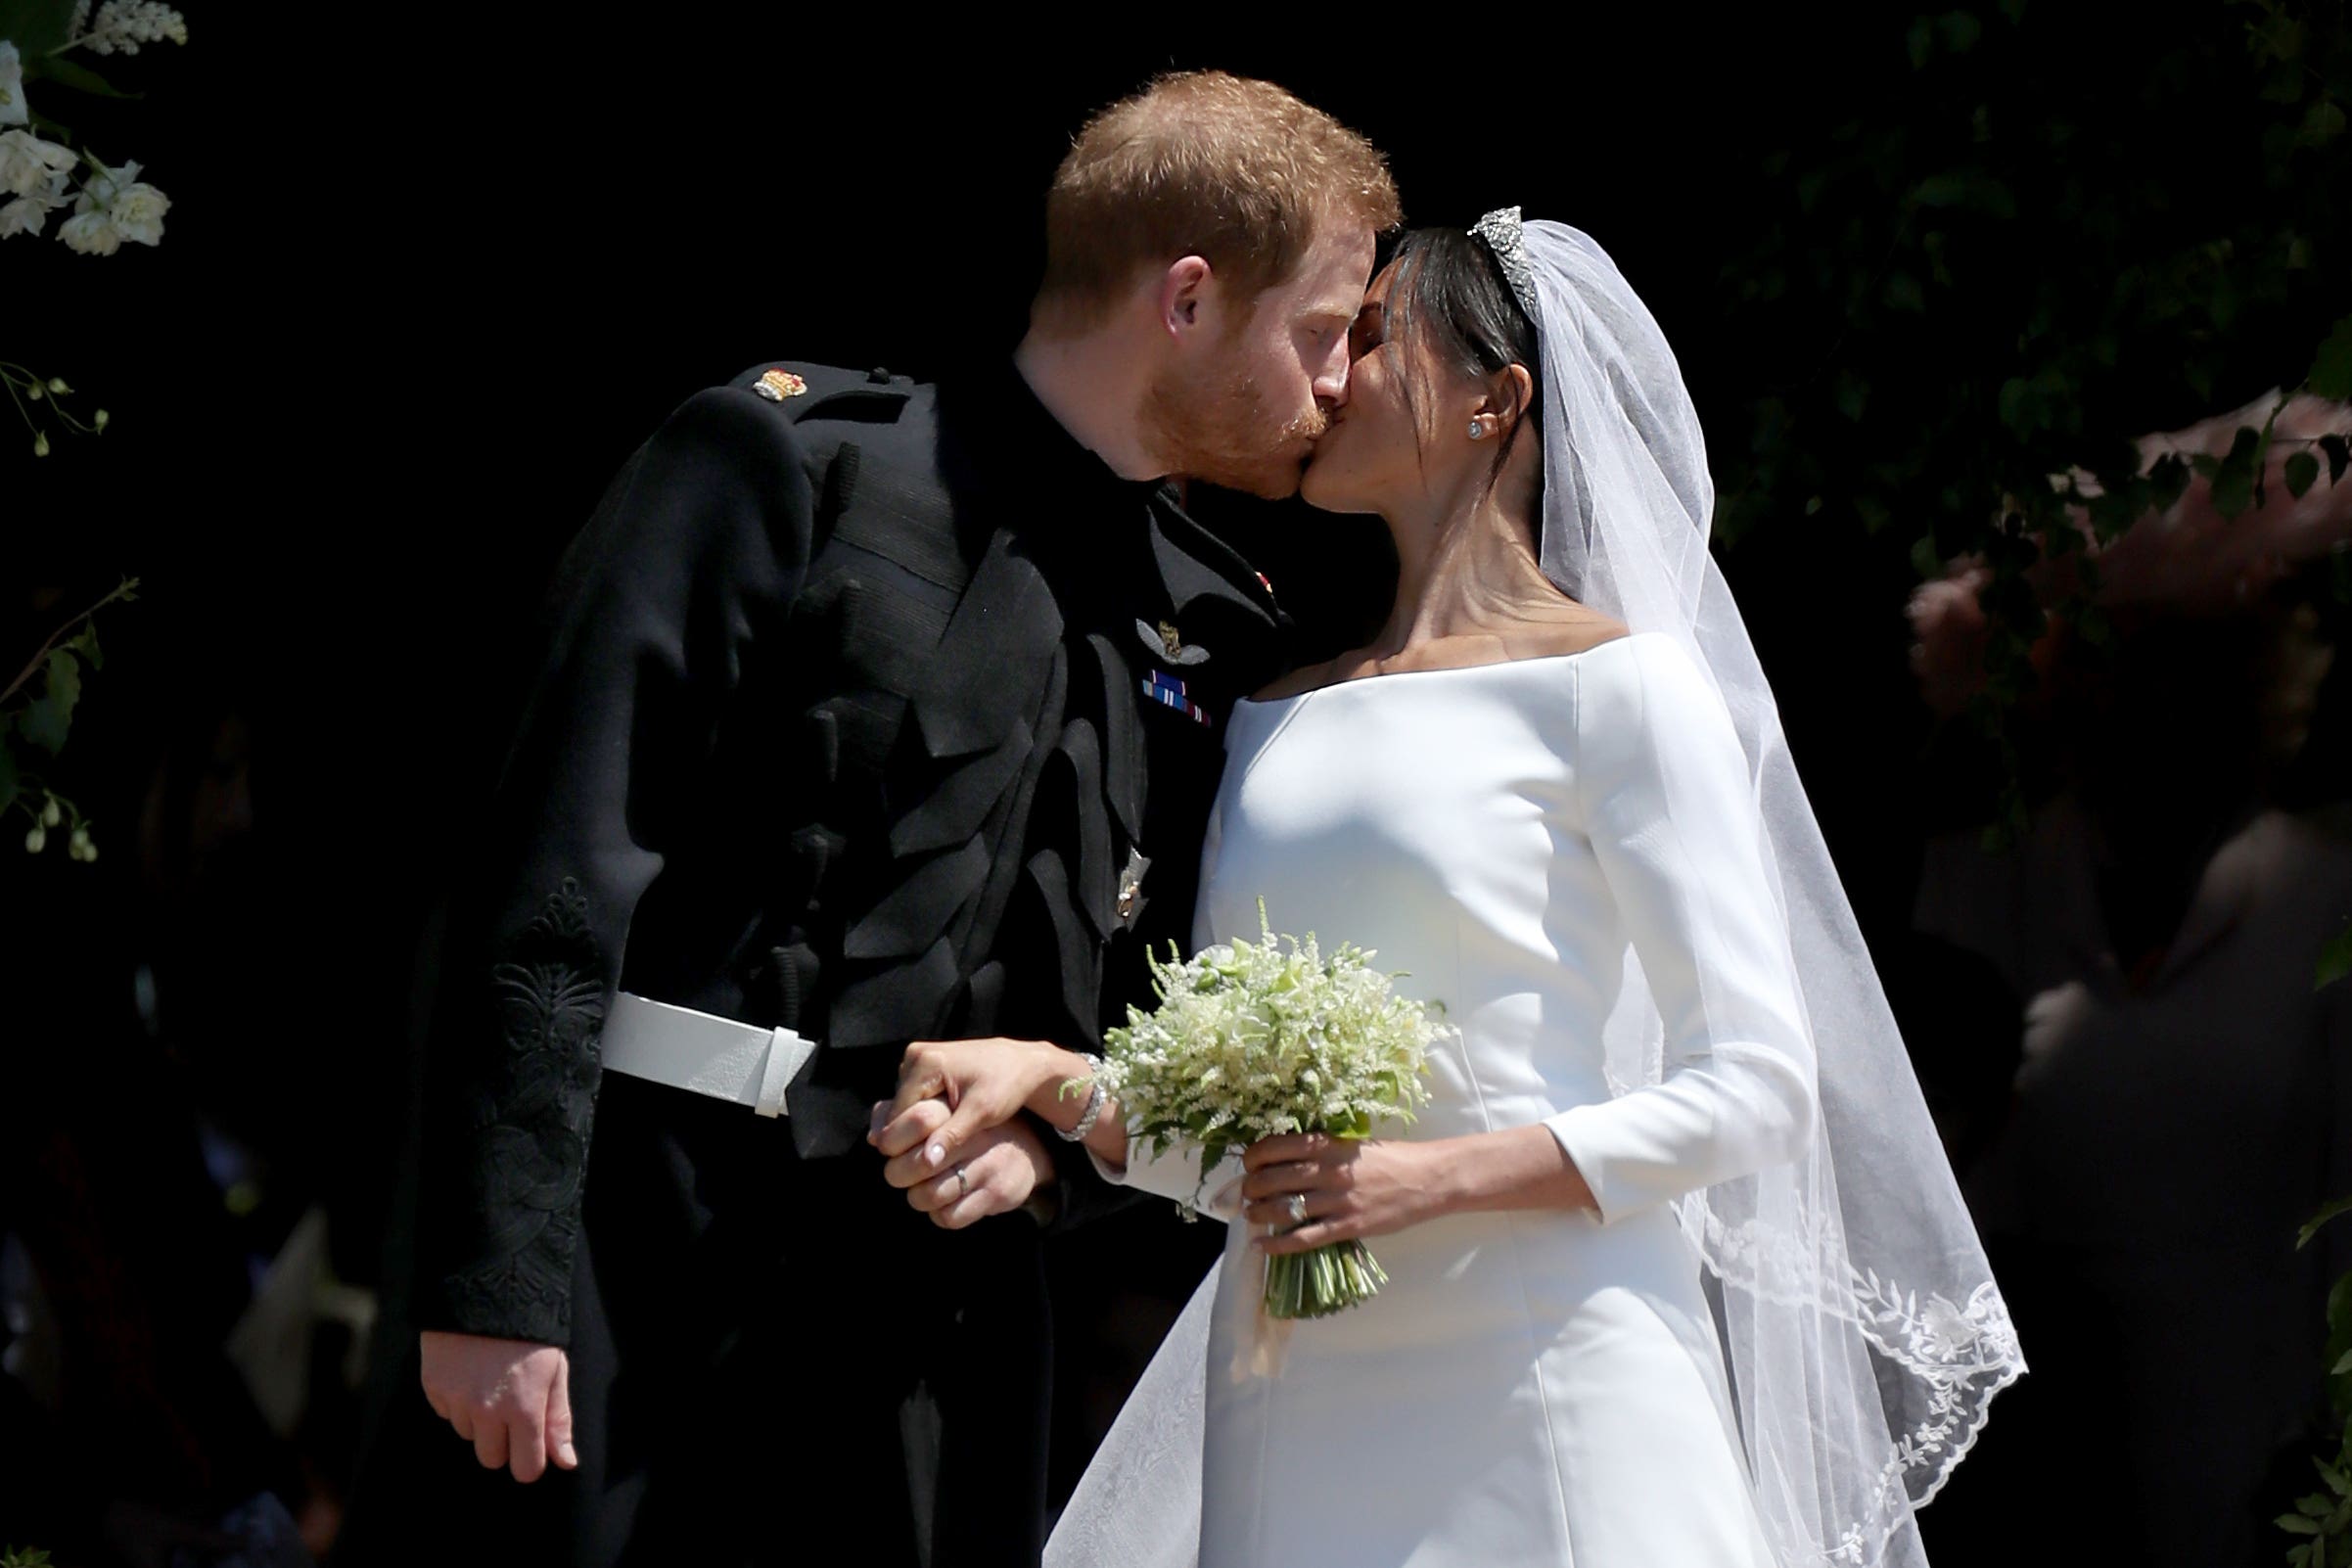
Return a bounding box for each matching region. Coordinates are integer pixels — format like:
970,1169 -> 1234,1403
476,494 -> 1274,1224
869,1098 -> 1057,1228
419,1330 -> 577,1482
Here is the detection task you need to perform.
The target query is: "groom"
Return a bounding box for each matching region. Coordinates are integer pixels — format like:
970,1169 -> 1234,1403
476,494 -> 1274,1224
346,70 -> 1398,1568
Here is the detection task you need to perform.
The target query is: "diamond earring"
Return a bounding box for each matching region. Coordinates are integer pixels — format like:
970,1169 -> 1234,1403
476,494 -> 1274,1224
1468,420 -> 1486,440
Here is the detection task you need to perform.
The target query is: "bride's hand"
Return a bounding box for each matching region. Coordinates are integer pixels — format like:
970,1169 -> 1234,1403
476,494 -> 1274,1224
1241,1133 -> 1444,1255
869,1036 -> 1080,1175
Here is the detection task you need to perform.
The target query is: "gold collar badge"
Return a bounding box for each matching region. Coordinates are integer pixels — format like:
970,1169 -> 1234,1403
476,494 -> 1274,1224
754,368 -> 808,401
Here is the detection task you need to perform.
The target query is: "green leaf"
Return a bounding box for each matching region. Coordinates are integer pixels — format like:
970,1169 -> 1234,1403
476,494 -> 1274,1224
2322,1457 -> 2352,1498
0,0 -> 77,55
2320,924 -> 2352,994
2328,1269 -> 2352,1341
2302,99 -> 2348,147
2211,427 -> 2262,519
14,649 -> 80,757
1998,377 -> 2042,437
2282,1512 -> 2325,1535
1835,371 -> 1870,423
2313,316 -> 2352,402
1913,171 -> 2017,218
28,53 -> 137,100
67,622 -> 100,671
2149,453 -> 2191,508
2313,1192 -> 2352,1247
2289,451 -> 2322,498
1935,10 -> 1983,54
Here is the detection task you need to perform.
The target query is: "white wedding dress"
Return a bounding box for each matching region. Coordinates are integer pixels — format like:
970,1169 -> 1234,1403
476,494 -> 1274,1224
1074,631 -> 1819,1567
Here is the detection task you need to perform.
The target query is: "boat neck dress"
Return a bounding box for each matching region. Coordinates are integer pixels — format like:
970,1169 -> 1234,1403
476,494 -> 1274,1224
1094,630 -> 1817,1567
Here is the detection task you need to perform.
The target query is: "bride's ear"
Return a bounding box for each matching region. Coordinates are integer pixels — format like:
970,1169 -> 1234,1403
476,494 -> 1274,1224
1477,364 -> 1537,436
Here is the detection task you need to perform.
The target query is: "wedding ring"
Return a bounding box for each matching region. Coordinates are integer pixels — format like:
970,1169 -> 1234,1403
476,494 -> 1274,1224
953,1164 -> 971,1201
1281,1193 -> 1308,1225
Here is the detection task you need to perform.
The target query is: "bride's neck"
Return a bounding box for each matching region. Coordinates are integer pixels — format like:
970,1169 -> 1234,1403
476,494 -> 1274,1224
1372,487 -> 1558,653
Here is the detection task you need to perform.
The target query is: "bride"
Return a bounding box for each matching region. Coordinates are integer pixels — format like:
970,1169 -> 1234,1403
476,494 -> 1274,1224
872,211 -> 2022,1566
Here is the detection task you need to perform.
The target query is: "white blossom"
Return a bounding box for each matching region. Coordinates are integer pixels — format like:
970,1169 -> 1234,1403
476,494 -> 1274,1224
0,41 -> 27,127
0,193 -> 53,237
74,1 -> 186,55
58,207 -> 120,254
0,129 -> 76,199
70,157 -> 166,248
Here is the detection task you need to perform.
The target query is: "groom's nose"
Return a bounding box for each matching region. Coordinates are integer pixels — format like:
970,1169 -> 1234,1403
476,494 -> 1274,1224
1313,337 -> 1351,409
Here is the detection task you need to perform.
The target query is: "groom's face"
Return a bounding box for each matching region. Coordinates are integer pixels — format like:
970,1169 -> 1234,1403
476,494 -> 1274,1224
1141,221 -> 1376,499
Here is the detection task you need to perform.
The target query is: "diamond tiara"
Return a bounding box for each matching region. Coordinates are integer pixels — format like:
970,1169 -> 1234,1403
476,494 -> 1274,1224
1469,206 -> 1539,319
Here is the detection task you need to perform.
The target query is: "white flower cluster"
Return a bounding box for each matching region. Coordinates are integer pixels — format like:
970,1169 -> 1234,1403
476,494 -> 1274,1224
68,0 -> 187,56
0,127 -> 166,249
0,10 -> 182,253
1097,911 -> 1443,1181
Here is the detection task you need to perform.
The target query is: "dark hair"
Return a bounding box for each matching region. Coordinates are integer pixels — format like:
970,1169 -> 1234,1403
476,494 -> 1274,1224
1382,225 -> 1545,525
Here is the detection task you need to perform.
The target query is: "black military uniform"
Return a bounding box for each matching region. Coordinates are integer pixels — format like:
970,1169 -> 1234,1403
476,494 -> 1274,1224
339,359 -> 1288,1567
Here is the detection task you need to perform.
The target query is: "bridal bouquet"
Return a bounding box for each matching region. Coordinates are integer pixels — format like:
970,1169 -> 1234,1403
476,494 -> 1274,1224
1088,905 -> 1443,1320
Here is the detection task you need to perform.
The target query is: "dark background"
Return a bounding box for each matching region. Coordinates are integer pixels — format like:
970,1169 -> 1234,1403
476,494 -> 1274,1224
4,7 -> 2344,1563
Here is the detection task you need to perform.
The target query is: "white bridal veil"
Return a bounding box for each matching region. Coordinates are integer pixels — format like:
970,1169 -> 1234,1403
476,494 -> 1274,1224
1047,212 -> 2022,1568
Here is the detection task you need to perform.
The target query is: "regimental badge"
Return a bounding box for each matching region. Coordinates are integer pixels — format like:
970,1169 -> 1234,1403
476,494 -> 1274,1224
1141,669 -> 1211,725
1115,847 -> 1152,927
1136,617 -> 1210,667
754,368 -> 808,402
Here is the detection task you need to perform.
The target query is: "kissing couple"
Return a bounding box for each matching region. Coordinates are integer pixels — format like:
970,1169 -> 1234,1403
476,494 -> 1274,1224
351,69 -> 2021,1568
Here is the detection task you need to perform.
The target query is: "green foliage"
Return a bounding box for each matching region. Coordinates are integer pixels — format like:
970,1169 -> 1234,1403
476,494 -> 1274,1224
1711,0 -> 2352,838
0,0 -> 127,99
2,578 -> 135,864
2316,314 -> 2352,400
0,0 -> 75,57
2292,1200 -> 2352,1561
2321,919 -> 2352,992
0,1547 -> 54,1568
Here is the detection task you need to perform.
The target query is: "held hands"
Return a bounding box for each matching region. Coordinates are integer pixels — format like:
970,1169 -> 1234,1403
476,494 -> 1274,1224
869,1037 -> 1074,1228
868,1097 -> 1056,1227
1241,1133 -> 1445,1256
419,1330 -> 576,1482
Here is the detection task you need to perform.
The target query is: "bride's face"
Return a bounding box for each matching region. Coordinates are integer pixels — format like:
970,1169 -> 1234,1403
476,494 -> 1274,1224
1300,261 -> 1487,518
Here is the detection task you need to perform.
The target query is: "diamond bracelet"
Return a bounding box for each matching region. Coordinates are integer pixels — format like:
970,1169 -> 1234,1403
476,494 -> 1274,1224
1058,1055 -> 1106,1143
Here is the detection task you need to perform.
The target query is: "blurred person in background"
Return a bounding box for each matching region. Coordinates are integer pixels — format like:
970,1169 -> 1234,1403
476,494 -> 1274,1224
1905,392 -> 2352,1567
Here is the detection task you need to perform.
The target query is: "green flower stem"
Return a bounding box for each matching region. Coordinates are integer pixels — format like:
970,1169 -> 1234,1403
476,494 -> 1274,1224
1264,1238 -> 1391,1321
1,577 -> 136,709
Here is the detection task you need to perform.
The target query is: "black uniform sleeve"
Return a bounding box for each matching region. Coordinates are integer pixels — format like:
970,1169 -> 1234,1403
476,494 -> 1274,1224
415,388 -> 814,1346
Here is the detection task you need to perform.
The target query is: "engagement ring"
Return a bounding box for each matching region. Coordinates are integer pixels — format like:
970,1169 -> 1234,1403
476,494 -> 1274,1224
1282,1193 -> 1308,1225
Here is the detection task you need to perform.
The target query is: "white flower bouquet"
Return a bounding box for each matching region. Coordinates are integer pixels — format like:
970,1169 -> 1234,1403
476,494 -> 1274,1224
1088,904 -> 1444,1320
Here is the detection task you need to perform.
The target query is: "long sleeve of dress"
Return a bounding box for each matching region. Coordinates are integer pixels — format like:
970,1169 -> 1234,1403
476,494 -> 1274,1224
415,387 -> 814,1345
1544,638 -> 1819,1225
1086,1140 -> 1246,1222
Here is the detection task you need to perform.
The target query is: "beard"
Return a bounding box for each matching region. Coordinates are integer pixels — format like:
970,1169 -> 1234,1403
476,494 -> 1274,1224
1140,353 -> 1328,500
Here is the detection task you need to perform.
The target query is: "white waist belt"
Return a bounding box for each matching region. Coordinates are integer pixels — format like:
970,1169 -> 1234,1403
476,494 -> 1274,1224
597,992 -> 817,1119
